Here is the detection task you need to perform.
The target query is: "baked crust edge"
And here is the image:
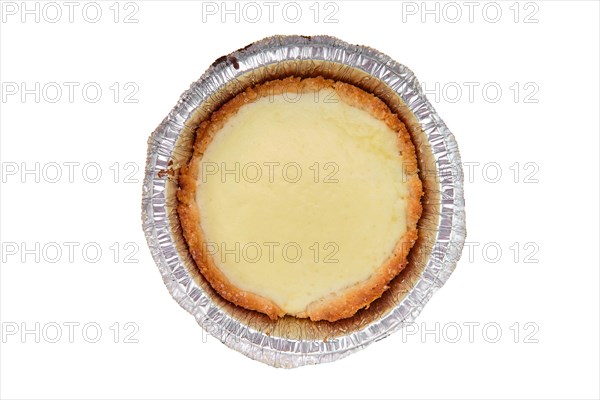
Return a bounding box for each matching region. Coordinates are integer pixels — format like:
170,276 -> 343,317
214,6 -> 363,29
177,76 -> 423,322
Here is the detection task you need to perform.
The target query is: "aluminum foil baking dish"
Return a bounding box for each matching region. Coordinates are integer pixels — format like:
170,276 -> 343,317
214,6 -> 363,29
142,35 -> 466,368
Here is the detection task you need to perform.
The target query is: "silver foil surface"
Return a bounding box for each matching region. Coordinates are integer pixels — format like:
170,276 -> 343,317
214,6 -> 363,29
142,35 -> 466,368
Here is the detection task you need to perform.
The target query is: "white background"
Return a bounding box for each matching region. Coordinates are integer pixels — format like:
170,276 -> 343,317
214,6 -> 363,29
1,1 -> 599,399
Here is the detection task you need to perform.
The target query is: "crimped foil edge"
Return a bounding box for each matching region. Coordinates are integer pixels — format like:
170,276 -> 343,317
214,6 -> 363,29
142,35 -> 466,368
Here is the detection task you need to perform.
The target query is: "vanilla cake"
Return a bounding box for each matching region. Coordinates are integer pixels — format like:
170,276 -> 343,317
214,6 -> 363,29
177,77 -> 422,322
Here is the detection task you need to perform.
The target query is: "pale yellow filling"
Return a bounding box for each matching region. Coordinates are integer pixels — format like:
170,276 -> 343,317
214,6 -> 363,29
196,89 -> 410,314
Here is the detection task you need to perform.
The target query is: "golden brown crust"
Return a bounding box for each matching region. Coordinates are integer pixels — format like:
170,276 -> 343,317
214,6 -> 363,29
177,77 -> 423,322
